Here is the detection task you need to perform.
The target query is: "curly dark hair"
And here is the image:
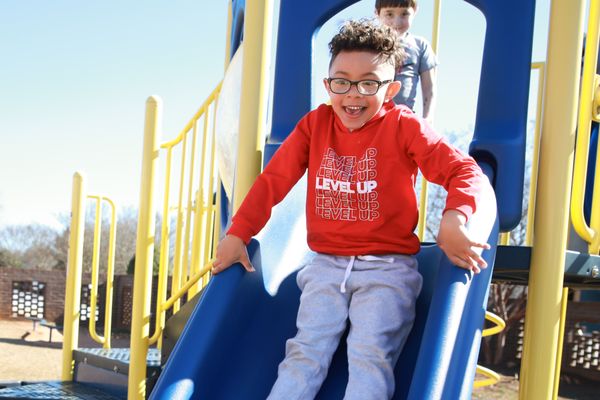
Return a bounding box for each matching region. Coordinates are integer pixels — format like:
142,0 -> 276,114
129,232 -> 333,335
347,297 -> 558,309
375,0 -> 418,12
328,19 -> 406,70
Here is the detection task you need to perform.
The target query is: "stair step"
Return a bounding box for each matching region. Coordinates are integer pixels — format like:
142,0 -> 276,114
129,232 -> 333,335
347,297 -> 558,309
73,348 -> 161,375
73,348 -> 161,398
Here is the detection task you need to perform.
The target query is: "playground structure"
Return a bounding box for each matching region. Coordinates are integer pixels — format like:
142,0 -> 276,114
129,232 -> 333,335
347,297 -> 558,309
0,0 -> 599,399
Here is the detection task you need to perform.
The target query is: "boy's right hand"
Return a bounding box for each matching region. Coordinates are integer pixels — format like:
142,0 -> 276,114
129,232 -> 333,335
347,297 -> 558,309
212,234 -> 255,275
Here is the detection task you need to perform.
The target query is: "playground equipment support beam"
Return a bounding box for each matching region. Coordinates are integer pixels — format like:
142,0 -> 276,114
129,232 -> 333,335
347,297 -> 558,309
61,172 -> 86,380
129,96 -> 162,400
519,0 -> 586,399
233,0 -> 273,212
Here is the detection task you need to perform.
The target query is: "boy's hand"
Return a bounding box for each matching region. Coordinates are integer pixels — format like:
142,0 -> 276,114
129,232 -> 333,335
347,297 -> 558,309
212,234 -> 255,275
437,210 -> 491,274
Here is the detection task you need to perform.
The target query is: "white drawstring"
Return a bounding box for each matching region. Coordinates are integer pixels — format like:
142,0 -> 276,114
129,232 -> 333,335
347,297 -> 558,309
340,256 -> 355,293
339,255 -> 395,293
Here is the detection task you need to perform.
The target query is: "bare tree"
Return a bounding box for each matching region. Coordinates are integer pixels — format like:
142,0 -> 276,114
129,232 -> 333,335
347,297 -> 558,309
0,224 -> 62,269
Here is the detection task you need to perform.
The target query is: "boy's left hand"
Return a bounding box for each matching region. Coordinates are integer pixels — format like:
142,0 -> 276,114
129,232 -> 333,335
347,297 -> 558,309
437,210 -> 491,274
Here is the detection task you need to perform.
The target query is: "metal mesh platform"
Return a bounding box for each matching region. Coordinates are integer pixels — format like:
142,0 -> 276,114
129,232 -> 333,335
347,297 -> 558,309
0,381 -> 123,399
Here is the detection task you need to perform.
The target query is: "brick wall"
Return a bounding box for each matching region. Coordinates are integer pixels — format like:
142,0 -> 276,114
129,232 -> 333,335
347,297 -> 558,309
0,268 -> 70,322
0,268 -> 104,323
0,268 -> 167,334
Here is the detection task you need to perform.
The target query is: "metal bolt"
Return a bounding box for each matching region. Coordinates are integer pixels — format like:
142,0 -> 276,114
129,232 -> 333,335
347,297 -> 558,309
591,265 -> 599,278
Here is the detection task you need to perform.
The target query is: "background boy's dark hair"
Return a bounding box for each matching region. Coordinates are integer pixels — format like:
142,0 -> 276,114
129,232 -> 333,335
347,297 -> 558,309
375,0 -> 418,12
328,19 -> 406,70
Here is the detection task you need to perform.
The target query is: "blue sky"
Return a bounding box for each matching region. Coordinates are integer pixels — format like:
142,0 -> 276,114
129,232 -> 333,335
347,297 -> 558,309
1,0 -> 554,229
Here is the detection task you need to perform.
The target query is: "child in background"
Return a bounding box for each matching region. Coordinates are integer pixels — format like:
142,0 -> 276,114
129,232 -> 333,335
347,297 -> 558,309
376,0 -> 438,125
212,19 -> 489,400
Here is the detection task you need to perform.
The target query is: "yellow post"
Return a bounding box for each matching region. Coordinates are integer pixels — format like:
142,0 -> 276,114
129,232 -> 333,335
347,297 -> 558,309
519,1 -> 585,399
416,0 -> 442,240
224,1 -> 233,70
61,172 -> 86,380
128,96 -> 162,400
431,0 -> 442,54
233,0 -> 273,211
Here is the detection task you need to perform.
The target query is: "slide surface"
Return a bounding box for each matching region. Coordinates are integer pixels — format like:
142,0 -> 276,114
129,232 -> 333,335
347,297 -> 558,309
150,177 -> 499,400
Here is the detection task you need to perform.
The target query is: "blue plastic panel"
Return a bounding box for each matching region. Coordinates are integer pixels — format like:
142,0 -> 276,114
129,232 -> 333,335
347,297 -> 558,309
270,0 -> 358,144
466,0 -> 535,231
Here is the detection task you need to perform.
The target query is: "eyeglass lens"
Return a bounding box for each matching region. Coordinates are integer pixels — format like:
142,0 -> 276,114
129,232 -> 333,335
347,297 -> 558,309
329,79 -> 382,95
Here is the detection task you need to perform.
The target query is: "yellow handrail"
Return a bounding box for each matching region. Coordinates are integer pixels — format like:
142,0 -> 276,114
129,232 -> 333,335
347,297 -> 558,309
160,83 -> 222,149
161,260 -> 214,312
87,195 -> 117,348
149,82 -> 222,345
88,197 -> 104,344
570,0 -> 600,252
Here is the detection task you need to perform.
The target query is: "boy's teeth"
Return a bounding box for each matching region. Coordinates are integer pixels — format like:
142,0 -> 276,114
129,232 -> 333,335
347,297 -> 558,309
346,106 -> 363,113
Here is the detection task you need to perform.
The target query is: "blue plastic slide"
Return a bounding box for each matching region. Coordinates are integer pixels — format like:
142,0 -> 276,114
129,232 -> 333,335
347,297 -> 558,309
150,171 -> 499,400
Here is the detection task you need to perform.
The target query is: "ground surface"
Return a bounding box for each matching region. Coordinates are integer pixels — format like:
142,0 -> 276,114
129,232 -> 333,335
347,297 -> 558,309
0,319 -> 597,397
0,319 -> 129,383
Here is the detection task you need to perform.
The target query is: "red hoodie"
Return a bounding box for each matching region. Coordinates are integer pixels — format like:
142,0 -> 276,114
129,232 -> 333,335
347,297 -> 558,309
228,101 -> 485,256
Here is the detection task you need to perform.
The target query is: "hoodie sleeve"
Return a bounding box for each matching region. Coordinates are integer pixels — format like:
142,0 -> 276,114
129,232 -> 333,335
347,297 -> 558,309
227,114 -> 311,243
402,115 -> 486,221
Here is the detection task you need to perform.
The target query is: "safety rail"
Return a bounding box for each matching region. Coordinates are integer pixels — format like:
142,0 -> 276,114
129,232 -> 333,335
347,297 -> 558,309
87,195 -> 117,348
129,81 -> 223,399
147,81 -> 222,347
571,0 -> 600,253
61,173 -> 118,379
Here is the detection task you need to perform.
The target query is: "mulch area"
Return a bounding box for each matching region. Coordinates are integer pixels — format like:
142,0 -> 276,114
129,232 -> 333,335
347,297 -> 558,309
0,319 -> 130,383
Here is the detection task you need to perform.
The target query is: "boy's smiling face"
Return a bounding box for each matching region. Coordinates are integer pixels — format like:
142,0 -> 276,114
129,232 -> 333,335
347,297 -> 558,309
377,6 -> 416,36
324,50 -> 400,131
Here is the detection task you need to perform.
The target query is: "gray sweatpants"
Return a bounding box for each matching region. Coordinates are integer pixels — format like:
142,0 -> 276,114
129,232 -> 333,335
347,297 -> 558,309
267,253 -> 423,400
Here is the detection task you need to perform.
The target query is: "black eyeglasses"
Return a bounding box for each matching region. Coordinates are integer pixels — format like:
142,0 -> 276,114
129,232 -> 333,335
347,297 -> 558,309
326,78 -> 393,96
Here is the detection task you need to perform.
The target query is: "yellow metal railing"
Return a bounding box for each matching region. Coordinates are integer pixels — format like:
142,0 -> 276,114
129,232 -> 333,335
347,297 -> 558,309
61,174 -> 119,378
87,195 -> 117,349
147,82 -> 222,346
127,80 -> 224,399
570,0 -> 600,253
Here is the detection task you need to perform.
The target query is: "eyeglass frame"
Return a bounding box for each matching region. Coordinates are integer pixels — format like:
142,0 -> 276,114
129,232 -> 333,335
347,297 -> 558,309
325,77 -> 394,96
